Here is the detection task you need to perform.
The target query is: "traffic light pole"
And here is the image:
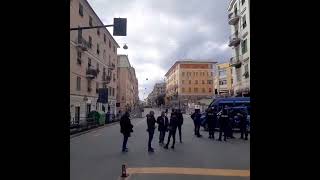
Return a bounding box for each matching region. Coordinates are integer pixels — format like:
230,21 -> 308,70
70,24 -> 114,31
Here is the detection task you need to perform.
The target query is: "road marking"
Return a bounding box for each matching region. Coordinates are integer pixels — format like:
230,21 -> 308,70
127,167 -> 250,177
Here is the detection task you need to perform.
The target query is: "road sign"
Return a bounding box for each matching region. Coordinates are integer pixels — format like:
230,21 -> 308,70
113,18 -> 127,36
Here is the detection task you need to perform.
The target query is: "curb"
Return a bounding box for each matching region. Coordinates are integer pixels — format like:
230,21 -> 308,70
70,121 -> 120,139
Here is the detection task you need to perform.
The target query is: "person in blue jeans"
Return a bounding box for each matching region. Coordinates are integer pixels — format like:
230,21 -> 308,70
146,111 -> 156,152
120,111 -> 133,152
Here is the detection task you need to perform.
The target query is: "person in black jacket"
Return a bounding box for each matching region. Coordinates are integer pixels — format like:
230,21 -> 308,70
238,111 -> 248,140
218,107 -> 229,141
176,109 -> 184,143
164,109 -> 178,149
146,111 -> 156,152
191,109 -> 202,137
206,107 -> 218,139
156,111 -> 169,145
120,111 -> 133,152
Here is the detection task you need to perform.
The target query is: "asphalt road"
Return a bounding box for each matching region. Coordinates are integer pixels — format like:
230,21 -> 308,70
70,108 -> 250,180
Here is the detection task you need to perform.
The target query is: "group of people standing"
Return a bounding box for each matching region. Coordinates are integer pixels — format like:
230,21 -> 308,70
119,108 -> 183,152
119,105 -> 249,153
191,106 -> 249,141
146,108 -> 184,152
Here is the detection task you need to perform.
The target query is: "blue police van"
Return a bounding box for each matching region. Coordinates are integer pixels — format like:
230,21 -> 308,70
200,97 -> 250,131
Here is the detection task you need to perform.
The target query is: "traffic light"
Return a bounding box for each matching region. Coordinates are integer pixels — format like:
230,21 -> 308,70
113,18 -> 127,36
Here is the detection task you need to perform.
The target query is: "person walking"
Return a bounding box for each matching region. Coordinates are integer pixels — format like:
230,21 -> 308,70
191,109 -> 202,137
218,106 -> 229,141
120,111 -> 134,152
176,109 -> 184,143
164,109 -> 179,149
146,111 -> 156,152
156,111 -> 169,145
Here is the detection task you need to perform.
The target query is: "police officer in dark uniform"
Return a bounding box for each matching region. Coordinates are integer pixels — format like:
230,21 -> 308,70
206,107 -> 217,139
218,106 -> 229,141
176,109 -> 184,143
238,111 -> 249,140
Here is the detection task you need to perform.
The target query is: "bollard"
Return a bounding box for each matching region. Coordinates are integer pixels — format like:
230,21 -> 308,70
121,164 -> 128,177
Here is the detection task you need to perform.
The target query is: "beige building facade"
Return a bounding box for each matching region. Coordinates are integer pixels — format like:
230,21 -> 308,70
215,63 -> 234,96
117,55 -> 139,113
165,61 -> 217,109
70,0 -> 119,122
146,83 -> 166,106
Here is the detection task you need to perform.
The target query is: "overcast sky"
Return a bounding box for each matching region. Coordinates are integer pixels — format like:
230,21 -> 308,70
89,0 -> 232,100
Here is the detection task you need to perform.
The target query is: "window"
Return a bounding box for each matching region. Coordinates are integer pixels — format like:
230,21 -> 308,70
209,88 -> 212,93
196,72 -> 198,76
244,64 -> 249,78
79,3 -> 83,17
109,87 -> 112,96
88,58 -> 91,67
231,79 -> 233,84
87,79 -> 92,92
202,88 -> 206,93
211,72 -> 213,76
89,16 -> 93,26
97,63 -> 99,72
194,88 -> 198,93
189,80 -> 191,84
97,28 -> 100,36
76,77 -> 81,91
242,15 -> 247,29
195,80 -> 198,84
219,80 -> 227,85
104,34 -> 106,43
182,72 -> 185,76
241,0 -> 245,5
241,39 -> 248,54
113,46 -> 116,53
112,88 -> 115,96
109,40 -> 111,48
219,70 -> 226,77
103,67 -> 106,73
207,80 -> 212,84
97,43 -> 100,55
182,80 -> 185,84
182,88 -> 185,93
88,36 -> 92,48
193,72 -> 195,76
189,87 -> 191,92
202,80 -> 205,84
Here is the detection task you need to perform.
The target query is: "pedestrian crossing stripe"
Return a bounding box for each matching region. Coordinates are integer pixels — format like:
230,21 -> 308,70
126,167 -> 250,177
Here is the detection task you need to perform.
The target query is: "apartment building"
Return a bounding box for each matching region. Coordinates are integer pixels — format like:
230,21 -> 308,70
117,55 -> 139,112
146,83 -> 166,106
228,0 -> 250,96
70,0 -> 119,122
215,63 -> 233,96
165,60 -> 217,109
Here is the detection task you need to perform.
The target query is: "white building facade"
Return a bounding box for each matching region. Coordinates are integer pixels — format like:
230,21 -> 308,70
228,0 -> 250,96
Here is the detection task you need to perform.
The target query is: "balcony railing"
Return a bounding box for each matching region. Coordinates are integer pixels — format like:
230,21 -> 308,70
76,37 -> 90,51
228,31 -> 241,47
230,56 -> 242,68
228,12 -> 240,25
86,66 -> 97,79
108,63 -> 115,70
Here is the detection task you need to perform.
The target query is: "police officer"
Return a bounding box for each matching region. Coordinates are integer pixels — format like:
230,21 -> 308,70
191,109 -> 202,137
218,106 -> 229,141
238,111 -> 249,140
146,111 -> 156,152
206,107 -> 217,139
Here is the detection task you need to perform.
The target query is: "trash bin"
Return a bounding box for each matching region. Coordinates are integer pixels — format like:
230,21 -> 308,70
98,112 -> 105,126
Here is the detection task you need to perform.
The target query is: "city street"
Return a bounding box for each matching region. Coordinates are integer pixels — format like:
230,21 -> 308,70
70,108 -> 250,180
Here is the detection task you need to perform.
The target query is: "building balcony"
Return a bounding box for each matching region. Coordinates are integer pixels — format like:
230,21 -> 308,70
228,31 -> 241,47
230,56 -> 242,69
76,37 -> 91,51
86,66 -> 97,79
228,12 -> 240,25
102,74 -> 112,84
108,63 -> 116,70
